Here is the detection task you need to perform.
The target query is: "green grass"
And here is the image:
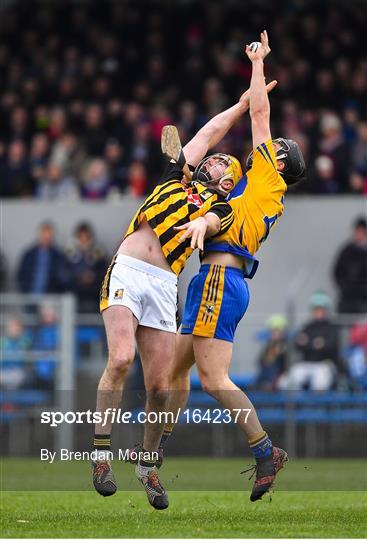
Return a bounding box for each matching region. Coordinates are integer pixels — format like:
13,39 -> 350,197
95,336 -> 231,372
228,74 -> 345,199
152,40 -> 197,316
2,457 -> 366,491
2,490 -> 366,538
1,459 -> 366,538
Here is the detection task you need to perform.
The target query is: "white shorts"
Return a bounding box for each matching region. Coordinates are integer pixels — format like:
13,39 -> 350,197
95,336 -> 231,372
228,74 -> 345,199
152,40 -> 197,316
100,254 -> 178,333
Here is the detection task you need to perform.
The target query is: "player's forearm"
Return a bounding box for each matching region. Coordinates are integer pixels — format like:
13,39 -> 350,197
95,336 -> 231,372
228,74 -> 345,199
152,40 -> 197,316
183,100 -> 248,166
249,60 -> 270,118
200,101 -> 249,150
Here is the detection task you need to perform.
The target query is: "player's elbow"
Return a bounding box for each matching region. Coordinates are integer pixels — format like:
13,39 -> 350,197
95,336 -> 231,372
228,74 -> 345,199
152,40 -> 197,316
204,213 -> 221,237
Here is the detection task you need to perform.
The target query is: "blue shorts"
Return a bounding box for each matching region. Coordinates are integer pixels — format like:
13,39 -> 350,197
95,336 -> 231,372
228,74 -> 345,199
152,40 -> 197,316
181,264 -> 250,343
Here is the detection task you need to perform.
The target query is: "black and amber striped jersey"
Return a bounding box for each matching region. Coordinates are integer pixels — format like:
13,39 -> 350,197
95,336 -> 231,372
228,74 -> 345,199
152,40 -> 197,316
124,162 -> 234,275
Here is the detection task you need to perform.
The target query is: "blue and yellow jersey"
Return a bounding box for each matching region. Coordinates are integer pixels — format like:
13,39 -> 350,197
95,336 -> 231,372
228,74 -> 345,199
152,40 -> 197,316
204,139 -> 287,278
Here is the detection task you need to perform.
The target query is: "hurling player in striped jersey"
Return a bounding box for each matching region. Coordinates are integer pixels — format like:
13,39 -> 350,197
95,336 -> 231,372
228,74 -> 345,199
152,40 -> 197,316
92,77 -> 277,510
149,31 -> 306,502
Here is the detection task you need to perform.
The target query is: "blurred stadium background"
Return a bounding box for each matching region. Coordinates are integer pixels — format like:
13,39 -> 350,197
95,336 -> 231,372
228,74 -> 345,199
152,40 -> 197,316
1,0 -> 366,463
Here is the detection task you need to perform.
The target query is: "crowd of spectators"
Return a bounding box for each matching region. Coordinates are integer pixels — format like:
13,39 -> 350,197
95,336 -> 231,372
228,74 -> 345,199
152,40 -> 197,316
1,219 -> 108,392
16,221 -> 107,312
1,213 -> 366,393
255,292 -> 367,392
0,304 -> 60,392
254,216 -> 367,391
0,0 -> 366,199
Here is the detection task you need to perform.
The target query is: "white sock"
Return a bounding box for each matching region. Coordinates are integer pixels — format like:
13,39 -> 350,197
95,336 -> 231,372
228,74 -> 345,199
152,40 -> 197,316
138,462 -> 155,476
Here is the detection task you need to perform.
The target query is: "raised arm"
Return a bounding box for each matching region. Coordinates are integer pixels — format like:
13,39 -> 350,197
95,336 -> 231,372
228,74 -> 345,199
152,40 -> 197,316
246,31 -> 272,149
183,79 -> 277,168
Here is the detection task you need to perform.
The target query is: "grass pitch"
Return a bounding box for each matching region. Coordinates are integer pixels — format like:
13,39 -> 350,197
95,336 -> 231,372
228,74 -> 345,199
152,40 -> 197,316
1,458 -> 366,538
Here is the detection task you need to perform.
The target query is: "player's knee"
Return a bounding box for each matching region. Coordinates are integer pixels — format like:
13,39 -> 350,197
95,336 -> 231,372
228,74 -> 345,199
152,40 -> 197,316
146,387 -> 169,408
199,368 -> 230,396
107,349 -> 134,381
199,371 -> 219,396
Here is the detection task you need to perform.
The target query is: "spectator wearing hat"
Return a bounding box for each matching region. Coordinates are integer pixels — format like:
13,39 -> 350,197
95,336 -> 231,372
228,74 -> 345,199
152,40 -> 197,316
279,292 -> 340,391
333,217 -> 367,314
255,314 -> 288,390
0,315 -> 32,390
311,155 -> 339,194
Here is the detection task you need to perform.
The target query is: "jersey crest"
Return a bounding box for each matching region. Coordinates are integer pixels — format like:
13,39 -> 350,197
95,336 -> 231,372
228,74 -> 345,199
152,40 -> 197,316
186,191 -> 203,207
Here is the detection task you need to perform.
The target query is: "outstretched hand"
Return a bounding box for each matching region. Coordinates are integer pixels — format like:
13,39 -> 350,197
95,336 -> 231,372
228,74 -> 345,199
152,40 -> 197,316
245,30 -> 271,62
239,79 -> 277,105
174,217 -> 208,251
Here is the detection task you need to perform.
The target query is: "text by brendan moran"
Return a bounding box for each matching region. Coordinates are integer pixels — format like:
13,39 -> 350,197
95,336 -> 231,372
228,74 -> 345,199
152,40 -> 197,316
40,448 -> 159,463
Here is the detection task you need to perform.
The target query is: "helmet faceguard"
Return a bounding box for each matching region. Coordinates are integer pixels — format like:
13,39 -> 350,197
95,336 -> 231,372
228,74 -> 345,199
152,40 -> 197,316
246,138 -> 306,186
192,153 -> 243,195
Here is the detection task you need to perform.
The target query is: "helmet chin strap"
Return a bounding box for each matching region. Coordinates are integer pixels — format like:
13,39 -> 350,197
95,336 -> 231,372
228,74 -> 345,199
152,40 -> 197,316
195,162 -> 234,195
202,178 -> 229,196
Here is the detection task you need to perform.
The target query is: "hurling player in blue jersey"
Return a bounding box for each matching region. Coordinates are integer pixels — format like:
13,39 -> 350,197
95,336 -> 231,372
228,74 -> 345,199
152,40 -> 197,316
158,31 -> 306,502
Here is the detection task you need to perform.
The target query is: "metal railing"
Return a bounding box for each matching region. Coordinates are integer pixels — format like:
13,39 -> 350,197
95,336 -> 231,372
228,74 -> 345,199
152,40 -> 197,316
1,292 -> 366,458
1,293 -> 76,452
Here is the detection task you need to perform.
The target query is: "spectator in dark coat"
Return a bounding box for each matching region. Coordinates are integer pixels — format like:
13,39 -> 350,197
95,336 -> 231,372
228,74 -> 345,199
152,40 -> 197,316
333,217 -> 367,314
0,140 -> 31,197
279,292 -> 340,391
65,222 -> 107,312
17,222 -> 71,293
103,138 -> 128,192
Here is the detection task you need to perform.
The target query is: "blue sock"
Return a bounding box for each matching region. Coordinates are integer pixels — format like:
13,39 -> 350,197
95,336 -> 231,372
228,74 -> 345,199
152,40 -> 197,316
159,428 -> 173,448
249,431 -> 273,459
